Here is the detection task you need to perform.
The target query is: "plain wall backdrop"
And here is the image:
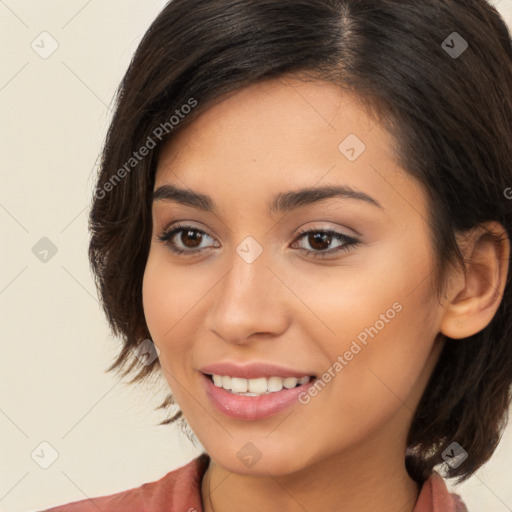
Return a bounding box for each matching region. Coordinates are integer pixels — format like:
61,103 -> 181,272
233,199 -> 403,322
1,1 -> 511,511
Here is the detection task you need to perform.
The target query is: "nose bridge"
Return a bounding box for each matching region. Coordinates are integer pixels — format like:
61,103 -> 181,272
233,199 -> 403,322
205,238 -> 288,343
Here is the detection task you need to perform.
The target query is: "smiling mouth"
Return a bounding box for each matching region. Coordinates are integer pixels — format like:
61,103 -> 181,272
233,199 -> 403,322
204,373 -> 316,397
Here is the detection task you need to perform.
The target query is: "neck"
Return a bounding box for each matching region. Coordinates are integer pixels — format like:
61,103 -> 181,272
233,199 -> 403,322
201,434 -> 420,512
199,335 -> 445,512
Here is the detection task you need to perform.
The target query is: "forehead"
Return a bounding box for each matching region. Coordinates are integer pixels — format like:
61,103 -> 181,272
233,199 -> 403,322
157,76 -> 387,167
154,76 -> 428,222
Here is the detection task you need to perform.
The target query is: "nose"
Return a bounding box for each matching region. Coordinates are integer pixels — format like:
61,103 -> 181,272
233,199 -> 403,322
204,243 -> 290,346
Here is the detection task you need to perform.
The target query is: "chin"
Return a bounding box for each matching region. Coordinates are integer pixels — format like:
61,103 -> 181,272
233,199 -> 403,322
204,438 -> 313,476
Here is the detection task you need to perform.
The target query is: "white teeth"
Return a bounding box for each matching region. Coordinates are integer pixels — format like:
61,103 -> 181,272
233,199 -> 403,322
283,377 -> 298,389
209,374 -> 312,396
222,375 -> 232,390
267,376 -> 283,392
248,377 -> 268,393
231,377 -> 248,393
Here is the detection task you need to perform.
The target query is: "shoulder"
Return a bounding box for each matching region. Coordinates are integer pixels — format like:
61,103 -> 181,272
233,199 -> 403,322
38,453 -> 210,512
414,471 -> 469,512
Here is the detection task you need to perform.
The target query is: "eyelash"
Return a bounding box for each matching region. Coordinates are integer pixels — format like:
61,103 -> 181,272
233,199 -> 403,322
156,222 -> 360,259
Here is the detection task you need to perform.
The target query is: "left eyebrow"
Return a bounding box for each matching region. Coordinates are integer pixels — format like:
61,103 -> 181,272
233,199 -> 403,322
269,184 -> 383,214
152,184 -> 384,214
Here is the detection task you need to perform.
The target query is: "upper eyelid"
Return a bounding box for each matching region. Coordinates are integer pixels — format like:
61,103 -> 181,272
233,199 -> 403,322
158,226 -> 358,262
159,223 -> 355,237
158,223 -> 358,246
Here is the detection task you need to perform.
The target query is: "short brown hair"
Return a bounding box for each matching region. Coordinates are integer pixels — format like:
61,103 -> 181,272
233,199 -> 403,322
88,0 -> 512,485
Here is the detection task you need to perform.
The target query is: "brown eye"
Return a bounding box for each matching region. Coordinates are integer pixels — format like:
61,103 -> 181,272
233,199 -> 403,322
178,229 -> 203,249
307,232 -> 333,251
157,224 -> 218,255
291,228 -> 359,259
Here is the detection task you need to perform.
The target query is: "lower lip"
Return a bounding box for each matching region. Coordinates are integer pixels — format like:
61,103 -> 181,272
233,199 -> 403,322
202,373 -> 316,421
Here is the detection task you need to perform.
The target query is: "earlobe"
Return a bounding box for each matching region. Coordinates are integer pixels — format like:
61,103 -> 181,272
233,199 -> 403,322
439,221 -> 510,340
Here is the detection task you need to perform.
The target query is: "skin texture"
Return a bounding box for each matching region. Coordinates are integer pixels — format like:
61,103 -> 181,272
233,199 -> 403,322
142,75 -> 510,512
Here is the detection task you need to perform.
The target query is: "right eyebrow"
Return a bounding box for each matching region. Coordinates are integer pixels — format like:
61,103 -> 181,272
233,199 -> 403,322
152,183 -> 384,214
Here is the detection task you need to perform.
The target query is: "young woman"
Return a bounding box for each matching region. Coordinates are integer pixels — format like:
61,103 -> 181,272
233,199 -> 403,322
40,0 -> 512,511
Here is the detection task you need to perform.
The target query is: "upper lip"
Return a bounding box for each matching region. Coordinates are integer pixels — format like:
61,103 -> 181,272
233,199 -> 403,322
199,362 -> 316,380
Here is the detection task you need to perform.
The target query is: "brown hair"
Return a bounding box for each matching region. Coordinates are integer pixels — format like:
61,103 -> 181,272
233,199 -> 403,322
88,0 -> 512,485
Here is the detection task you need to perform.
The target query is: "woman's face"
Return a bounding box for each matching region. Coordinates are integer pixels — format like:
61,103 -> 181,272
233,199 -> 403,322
143,76 -> 449,476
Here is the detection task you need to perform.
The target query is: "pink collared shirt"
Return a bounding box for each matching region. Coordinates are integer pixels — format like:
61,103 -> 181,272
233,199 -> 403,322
39,453 -> 468,512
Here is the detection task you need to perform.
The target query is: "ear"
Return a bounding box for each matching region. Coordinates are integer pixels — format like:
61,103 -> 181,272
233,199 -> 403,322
440,221 -> 510,340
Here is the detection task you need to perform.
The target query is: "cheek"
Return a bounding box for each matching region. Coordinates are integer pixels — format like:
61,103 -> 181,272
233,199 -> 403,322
142,254 -> 198,405
142,249 -> 218,377
293,235 -> 439,421
142,251 -> 191,357
141,257 -> 168,343
288,237 -> 434,359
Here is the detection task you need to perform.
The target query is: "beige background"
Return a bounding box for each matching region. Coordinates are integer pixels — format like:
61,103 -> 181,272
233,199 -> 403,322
1,1 -> 511,511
